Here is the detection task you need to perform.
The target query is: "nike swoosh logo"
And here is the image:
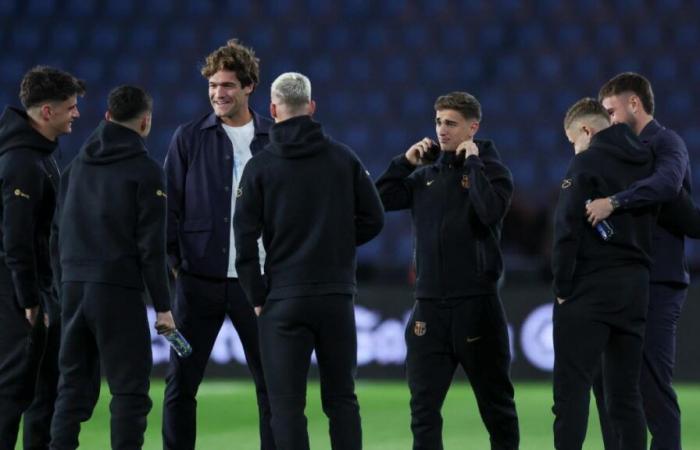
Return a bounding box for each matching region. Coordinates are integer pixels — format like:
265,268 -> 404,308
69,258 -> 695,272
426,180 -> 435,186
467,336 -> 482,343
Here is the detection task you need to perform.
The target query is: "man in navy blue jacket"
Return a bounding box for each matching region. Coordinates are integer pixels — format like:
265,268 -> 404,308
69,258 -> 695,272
376,92 -> 518,450
162,39 -> 275,450
234,72 -> 384,450
587,73 -> 691,450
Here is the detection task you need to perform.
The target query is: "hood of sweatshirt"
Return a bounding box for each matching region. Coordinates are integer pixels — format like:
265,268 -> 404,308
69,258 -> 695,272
0,106 -> 57,157
589,123 -> 651,165
78,121 -> 147,164
265,115 -> 327,159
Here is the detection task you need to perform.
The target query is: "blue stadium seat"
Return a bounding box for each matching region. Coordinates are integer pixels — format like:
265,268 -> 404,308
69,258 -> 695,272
555,90 -> 578,117
65,0 -> 94,16
343,126 -> 371,154
613,57 -> 642,75
266,0 -> 293,17
572,56 -> 600,83
664,93 -> 692,116
27,0 -> 54,16
113,60 -> 142,84
167,27 -> 197,52
187,0 -> 212,15
420,57 -> 450,83
348,57 -> 370,82
557,25 -> 583,48
651,56 -> 677,82
535,130 -> 559,153
381,0 -> 407,17
74,58 -> 104,82
308,58 -> 334,83
326,27 -> 351,51
288,27 -> 312,50
480,90 -> 506,115
50,28 -> 80,53
441,26 -> 467,51
596,24 -> 622,48
516,25 -> 545,48
105,0 -> 133,17
145,0 -> 172,15
382,128 -> 410,154
683,128 -> 700,155
328,92 -> 353,116
365,25 -> 388,50
225,0 -> 252,17
636,24 -> 661,48
401,92 -> 430,116
305,0 -> 332,16
480,26 -> 505,49
366,91 -> 388,117
536,55 -> 561,80
459,59 -> 483,82
11,23 -> 42,51
153,60 -> 181,85
676,24 -> 699,47
383,56 -> 409,84
0,0 -> 16,15
509,159 -> 537,188
514,92 -> 541,116
403,26 -> 428,50
495,55 -> 524,81
128,25 -> 158,54
90,25 -> 120,52
247,27 -> 274,51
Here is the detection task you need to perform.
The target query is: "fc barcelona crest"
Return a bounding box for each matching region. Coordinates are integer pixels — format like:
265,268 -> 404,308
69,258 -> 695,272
414,321 -> 427,336
461,175 -> 470,189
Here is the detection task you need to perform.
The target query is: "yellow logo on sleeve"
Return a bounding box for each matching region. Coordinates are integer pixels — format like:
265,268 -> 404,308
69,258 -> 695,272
156,189 -> 167,198
14,189 -> 30,199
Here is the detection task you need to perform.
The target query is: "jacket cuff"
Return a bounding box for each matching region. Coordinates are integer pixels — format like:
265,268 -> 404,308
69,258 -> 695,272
553,279 -> 573,300
12,271 -> 40,308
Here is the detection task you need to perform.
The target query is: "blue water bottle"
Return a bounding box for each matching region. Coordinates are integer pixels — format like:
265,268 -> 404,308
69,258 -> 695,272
586,199 -> 614,241
165,329 -> 192,358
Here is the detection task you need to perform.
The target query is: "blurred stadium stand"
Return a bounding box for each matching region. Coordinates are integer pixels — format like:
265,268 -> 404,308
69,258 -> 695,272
2,0 -> 700,282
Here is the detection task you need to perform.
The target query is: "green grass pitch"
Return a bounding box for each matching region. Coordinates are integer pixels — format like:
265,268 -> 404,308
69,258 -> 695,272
22,381 -> 700,449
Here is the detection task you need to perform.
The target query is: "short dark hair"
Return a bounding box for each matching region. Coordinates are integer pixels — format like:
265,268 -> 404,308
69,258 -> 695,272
201,39 -> 260,89
564,97 -> 610,129
19,66 -> 85,109
434,92 -> 482,121
598,72 -> 655,115
107,85 -> 153,122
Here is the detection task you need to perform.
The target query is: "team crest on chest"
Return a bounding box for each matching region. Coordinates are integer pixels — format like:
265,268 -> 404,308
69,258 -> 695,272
414,321 -> 427,336
461,175 -> 470,189
561,178 -> 572,189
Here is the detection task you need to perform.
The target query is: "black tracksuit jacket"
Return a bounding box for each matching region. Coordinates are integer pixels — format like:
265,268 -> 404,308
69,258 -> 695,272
0,106 -> 60,309
56,120 -> 170,311
552,124 -> 656,299
376,140 -> 514,298
234,115 -> 385,307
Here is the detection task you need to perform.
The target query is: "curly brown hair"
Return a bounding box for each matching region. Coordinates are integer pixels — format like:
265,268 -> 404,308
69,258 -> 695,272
201,39 -> 260,89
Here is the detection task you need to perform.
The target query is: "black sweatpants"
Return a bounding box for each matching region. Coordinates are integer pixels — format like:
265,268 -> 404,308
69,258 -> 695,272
50,282 -> 152,450
23,295 -> 61,450
0,266 -> 44,450
258,295 -> 361,450
552,265 -> 649,450
405,295 -> 519,450
162,274 -> 273,450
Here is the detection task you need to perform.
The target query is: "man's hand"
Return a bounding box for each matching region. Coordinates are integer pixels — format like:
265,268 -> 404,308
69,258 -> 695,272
25,306 -> 39,327
456,140 -> 479,159
405,137 -> 437,166
586,197 -> 614,226
155,311 -> 177,335
44,313 -> 50,327
254,306 -> 262,317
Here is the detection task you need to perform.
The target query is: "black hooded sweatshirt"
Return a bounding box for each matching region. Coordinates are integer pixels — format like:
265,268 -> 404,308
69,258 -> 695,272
376,139 -> 514,299
57,120 -> 170,312
233,115 -> 384,307
552,123 -> 656,299
0,106 -> 60,309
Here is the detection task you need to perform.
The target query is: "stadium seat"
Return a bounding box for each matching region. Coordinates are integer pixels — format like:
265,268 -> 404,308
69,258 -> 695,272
675,24 -> 699,47
105,0 -> 133,17
557,25 -> 584,48
596,24 -> 622,48
496,55 -> 524,81
11,23 -> 42,51
128,25 -> 158,54
90,25 -> 120,52
635,24 -> 661,48
50,28 -> 80,52
74,58 -> 104,82
651,56 -> 678,82
145,0 -> 172,15
0,0 -> 16,15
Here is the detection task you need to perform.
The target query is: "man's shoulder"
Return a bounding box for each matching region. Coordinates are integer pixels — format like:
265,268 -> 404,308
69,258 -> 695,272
0,148 -> 41,175
174,112 -> 218,138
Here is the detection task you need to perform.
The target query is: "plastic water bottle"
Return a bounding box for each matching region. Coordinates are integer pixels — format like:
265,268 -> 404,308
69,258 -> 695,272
165,329 -> 192,358
586,199 -> 614,241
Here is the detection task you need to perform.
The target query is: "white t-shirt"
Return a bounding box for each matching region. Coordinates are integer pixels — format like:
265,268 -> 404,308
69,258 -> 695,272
222,120 -> 266,277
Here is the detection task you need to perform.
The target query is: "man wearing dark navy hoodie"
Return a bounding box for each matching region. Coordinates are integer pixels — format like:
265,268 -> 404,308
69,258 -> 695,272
552,98 -> 656,450
234,72 -> 384,450
162,39 -> 275,450
586,73 -> 691,450
49,85 -> 176,450
0,66 -> 83,450
376,91 -> 518,450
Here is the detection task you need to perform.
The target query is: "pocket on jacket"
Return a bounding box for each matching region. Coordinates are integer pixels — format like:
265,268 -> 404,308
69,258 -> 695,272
181,218 -> 212,259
